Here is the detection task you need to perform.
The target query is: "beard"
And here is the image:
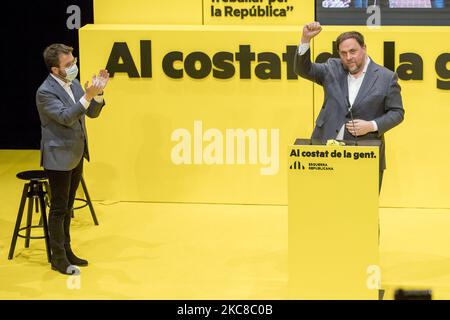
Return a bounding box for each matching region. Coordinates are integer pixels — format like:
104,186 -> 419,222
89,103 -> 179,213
57,69 -> 67,80
348,64 -> 361,74
343,61 -> 363,74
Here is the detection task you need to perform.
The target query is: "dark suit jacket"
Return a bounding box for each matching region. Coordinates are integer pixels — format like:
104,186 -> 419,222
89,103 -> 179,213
36,75 -> 106,171
294,48 -> 404,170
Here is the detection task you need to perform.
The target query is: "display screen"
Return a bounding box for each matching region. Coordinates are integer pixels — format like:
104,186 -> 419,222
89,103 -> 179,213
316,0 -> 450,25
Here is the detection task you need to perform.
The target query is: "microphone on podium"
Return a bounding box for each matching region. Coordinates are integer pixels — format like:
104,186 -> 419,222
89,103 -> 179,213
346,96 -> 358,146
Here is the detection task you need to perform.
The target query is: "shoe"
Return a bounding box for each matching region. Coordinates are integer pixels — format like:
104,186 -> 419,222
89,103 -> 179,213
48,214 -> 78,275
66,248 -> 88,267
379,289 -> 385,300
63,210 -> 88,267
51,258 -> 79,275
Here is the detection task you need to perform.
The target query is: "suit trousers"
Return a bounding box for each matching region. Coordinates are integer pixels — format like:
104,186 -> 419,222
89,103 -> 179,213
45,158 -> 84,260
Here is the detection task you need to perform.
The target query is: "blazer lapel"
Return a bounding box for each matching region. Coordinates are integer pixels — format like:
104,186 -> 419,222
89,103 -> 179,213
339,67 -> 349,104
69,82 -> 87,134
335,63 -> 349,111
46,75 -> 75,106
352,59 -> 379,110
70,82 -> 84,101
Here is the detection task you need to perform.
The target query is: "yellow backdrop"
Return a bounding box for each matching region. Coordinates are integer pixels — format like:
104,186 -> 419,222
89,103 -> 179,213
83,2 -> 450,209
93,0 -> 311,25
79,25 -> 312,204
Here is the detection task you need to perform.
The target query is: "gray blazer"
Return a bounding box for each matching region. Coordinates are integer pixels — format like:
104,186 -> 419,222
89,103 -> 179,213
36,75 -> 105,171
294,48 -> 404,170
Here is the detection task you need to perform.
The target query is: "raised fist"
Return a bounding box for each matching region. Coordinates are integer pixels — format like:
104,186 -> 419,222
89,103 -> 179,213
302,22 -> 322,43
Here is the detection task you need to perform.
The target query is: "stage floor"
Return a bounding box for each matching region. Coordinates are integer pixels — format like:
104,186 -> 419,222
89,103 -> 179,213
1,150 -> 449,300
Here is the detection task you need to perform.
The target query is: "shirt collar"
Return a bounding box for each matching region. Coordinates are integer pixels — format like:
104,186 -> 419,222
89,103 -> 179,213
50,73 -> 72,88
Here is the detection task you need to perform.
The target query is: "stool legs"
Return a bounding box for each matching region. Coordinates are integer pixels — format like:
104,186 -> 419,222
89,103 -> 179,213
38,181 -> 51,227
24,189 -> 34,248
71,176 -> 99,225
9,182 -> 52,262
38,183 -> 51,263
8,183 -> 29,260
81,176 -> 99,226
43,181 -> 52,202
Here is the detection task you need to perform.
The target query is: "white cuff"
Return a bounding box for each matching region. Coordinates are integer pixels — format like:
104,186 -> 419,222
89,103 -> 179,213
298,42 -> 310,55
79,96 -> 90,110
371,120 -> 378,132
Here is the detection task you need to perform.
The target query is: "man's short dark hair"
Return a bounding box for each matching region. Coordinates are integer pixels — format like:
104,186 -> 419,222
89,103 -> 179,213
43,44 -> 73,72
336,31 -> 365,51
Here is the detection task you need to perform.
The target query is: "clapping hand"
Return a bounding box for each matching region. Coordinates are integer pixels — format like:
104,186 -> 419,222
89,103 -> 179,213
85,69 -> 110,100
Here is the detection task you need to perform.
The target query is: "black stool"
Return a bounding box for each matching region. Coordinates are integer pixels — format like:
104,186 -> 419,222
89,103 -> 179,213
8,170 -> 51,262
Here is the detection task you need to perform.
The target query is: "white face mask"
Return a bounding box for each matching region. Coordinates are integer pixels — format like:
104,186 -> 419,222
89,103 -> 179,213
64,63 -> 78,82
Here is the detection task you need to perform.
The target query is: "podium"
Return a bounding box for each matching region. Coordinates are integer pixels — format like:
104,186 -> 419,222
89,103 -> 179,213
288,139 -> 380,300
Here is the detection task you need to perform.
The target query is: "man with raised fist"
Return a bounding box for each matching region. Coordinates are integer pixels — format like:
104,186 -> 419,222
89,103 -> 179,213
294,22 -> 404,192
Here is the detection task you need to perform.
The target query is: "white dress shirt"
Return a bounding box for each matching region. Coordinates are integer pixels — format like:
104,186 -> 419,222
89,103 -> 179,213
50,74 -> 104,109
297,43 -> 377,139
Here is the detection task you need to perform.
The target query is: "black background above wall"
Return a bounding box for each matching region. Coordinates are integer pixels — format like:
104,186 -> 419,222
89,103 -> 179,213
0,0 -> 93,149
